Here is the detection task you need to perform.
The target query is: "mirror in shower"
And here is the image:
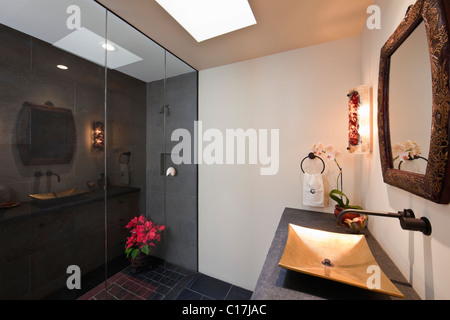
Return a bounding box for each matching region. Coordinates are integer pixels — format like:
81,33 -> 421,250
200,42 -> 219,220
16,101 -> 76,166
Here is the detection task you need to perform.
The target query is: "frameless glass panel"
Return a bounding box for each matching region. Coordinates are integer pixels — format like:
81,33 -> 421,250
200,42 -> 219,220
0,0 -> 107,299
163,51 -> 198,272
104,11 -> 162,281
105,12 -> 199,280
0,0 -> 198,300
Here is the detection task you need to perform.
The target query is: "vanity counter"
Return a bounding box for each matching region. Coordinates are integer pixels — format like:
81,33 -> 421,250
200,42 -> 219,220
251,208 -> 421,300
0,185 -> 140,299
0,185 -> 139,225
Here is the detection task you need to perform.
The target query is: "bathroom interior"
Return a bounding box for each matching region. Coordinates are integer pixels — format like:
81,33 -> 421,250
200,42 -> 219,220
1,0 -> 450,301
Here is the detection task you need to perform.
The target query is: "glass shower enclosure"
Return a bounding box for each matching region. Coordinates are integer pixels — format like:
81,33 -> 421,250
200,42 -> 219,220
0,0 -> 198,299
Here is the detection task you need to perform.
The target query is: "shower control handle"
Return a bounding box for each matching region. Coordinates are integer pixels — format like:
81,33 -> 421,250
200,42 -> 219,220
166,167 -> 176,177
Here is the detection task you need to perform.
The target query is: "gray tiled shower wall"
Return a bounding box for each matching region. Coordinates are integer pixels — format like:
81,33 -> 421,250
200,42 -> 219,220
0,21 -> 198,270
146,72 -> 198,272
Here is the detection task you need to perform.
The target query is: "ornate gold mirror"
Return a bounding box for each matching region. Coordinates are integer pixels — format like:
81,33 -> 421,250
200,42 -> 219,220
378,0 -> 450,204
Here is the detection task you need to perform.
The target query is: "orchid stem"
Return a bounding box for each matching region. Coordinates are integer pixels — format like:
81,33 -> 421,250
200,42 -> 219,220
334,159 -> 343,197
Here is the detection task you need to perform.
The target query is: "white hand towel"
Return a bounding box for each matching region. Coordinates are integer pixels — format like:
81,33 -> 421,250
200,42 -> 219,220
303,173 -> 324,207
120,163 -> 130,185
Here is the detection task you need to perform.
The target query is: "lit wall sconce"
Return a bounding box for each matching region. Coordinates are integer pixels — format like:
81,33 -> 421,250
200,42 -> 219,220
347,85 -> 371,154
93,121 -> 105,151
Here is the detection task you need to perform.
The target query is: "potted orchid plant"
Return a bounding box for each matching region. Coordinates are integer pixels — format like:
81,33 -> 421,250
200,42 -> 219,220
312,143 -> 364,228
125,215 -> 165,272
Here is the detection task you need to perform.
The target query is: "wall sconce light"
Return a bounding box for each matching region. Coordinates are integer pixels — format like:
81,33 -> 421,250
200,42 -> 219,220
347,85 -> 371,154
93,121 -> 104,151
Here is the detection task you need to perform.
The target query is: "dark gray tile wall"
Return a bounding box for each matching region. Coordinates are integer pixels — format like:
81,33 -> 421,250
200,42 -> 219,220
0,23 -> 147,209
146,72 -> 198,272
106,68 -> 147,213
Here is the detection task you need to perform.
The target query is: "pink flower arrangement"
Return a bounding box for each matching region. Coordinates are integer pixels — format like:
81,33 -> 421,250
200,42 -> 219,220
125,215 -> 165,260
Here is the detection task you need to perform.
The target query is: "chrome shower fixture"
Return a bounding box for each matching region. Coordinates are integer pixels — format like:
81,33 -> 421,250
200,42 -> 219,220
159,105 -> 171,115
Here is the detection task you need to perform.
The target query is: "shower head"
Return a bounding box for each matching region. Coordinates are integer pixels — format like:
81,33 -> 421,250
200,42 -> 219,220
159,105 -> 171,115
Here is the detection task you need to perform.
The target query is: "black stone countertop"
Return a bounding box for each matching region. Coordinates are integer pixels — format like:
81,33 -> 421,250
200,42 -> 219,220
251,208 -> 421,300
0,186 -> 140,225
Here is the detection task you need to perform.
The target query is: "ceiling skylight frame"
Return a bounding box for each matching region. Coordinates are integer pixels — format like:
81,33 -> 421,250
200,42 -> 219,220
155,0 -> 257,42
53,27 -> 143,69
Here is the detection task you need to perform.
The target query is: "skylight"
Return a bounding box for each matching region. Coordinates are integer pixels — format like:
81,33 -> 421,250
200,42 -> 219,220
155,0 -> 257,42
53,27 -> 143,69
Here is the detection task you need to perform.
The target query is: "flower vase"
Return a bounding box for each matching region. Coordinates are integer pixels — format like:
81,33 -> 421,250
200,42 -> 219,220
334,205 -> 359,227
129,252 -> 153,273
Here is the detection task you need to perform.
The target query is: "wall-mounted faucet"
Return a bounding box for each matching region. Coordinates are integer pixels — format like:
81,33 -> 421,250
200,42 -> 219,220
46,170 -> 61,183
337,209 -> 432,236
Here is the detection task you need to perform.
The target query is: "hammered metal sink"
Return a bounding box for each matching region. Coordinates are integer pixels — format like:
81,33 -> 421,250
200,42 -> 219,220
278,224 -> 404,298
29,187 -> 91,201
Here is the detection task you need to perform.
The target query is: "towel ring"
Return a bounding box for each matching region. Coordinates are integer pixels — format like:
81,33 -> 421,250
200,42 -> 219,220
300,152 -> 325,174
119,152 -> 131,164
398,155 -> 428,170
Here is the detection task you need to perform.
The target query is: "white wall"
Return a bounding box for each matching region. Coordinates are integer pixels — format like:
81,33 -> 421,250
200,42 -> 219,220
198,0 -> 450,300
198,36 -> 362,291
360,0 -> 450,300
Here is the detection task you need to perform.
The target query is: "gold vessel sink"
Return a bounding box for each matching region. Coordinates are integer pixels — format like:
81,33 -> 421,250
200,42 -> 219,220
29,188 -> 91,201
279,224 -> 404,298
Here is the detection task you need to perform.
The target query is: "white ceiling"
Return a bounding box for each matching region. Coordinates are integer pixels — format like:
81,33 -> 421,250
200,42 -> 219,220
0,0 -> 194,82
0,0 -> 374,79
97,0 -> 374,70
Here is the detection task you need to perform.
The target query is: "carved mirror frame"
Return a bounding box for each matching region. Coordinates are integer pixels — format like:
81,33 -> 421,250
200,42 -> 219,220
378,0 -> 450,204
